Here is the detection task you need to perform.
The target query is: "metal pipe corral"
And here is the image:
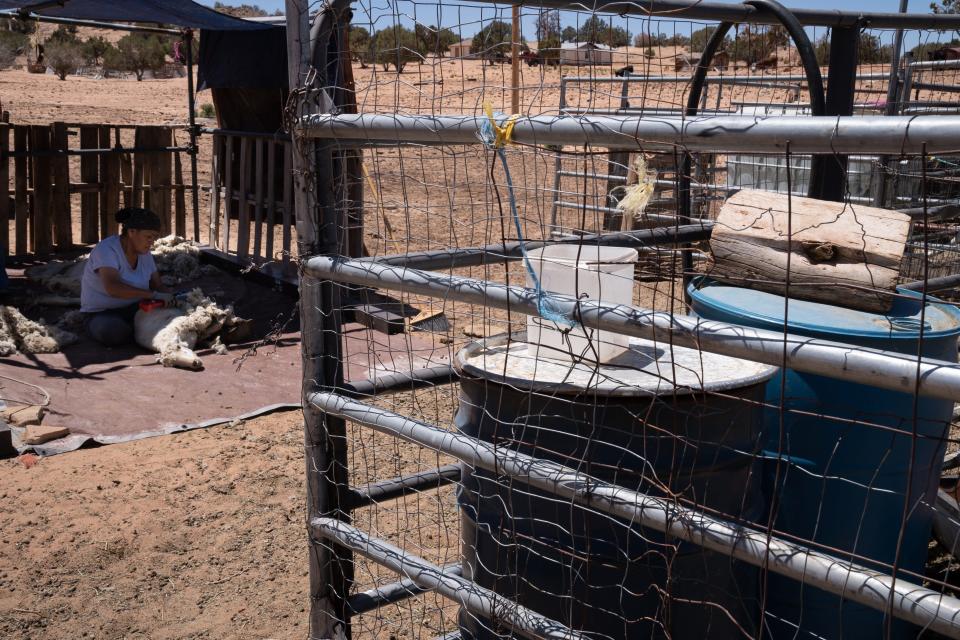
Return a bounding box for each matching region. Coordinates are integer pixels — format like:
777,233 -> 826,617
303,257 -> 960,403
311,517 -> 587,640
309,392 -> 960,637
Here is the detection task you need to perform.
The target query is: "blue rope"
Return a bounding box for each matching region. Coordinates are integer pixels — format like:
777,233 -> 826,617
479,112 -> 574,328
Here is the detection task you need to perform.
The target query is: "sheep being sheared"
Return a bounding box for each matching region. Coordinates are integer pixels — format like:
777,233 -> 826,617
133,288 -> 248,370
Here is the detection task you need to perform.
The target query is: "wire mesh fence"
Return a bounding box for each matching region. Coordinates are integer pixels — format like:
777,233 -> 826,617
286,1 -> 960,638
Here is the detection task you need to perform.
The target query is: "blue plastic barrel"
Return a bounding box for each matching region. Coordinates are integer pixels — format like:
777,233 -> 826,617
687,277 -> 960,639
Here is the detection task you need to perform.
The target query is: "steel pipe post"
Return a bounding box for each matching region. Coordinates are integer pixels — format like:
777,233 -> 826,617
297,113 -> 960,155
303,257 -> 960,403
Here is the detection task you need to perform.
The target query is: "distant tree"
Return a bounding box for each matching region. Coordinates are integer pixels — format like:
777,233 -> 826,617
536,9 -> 561,42
575,15 -> 629,47
48,25 -> 80,46
82,35 -> 110,66
372,26 -> 420,72
470,20 -> 512,64
0,29 -> 28,62
689,25 -> 731,52
814,33 -> 831,66
349,26 -> 372,68
45,40 -> 83,80
0,16 -> 36,35
561,26 -> 577,43
414,24 -> 458,58
860,33 -> 893,64
538,33 -> 561,65
730,25 -> 787,65
0,39 -> 19,70
931,0 -> 960,12
212,2 -> 269,18
105,33 -> 168,81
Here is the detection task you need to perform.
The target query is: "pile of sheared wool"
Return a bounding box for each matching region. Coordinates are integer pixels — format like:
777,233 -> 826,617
152,235 -> 218,286
0,306 -> 78,356
133,288 -> 243,370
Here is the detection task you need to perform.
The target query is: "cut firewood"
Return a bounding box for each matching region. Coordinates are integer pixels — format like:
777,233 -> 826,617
708,189 -> 912,313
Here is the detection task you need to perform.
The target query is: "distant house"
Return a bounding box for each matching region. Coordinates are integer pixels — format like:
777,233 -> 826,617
930,46 -> 960,61
448,39 -> 473,59
559,42 -> 613,65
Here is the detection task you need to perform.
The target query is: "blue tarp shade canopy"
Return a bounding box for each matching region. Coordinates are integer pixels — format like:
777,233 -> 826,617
0,0 -> 268,30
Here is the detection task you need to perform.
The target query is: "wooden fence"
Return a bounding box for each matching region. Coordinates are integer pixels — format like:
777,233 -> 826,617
208,131 -> 294,271
1,122 -> 193,258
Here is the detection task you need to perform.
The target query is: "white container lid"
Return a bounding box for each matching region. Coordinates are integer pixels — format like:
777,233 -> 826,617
457,333 -> 778,398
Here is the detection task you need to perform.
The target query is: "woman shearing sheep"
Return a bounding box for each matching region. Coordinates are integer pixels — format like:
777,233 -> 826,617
80,208 -> 175,346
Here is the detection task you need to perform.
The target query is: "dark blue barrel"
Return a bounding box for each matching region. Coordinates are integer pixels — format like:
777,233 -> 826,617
687,277 -> 960,639
454,334 -> 776,639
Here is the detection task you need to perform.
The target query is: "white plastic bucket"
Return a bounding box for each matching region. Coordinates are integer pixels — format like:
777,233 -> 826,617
526,245 -> 638,363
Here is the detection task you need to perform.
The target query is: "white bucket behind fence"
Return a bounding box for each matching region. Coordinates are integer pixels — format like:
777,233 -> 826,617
527,245 -> 638,364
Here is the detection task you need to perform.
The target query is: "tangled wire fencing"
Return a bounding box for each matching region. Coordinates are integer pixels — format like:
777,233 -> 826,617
284,1 -> 960,638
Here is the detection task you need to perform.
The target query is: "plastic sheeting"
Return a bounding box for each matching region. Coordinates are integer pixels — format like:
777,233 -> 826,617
0,0 -> 267,30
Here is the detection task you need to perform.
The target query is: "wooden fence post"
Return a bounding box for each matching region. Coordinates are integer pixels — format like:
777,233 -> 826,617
29,125 -> 52,254
99,126 -> 120,237
0,124 -> 9,257
208,134 -> 221,249
13,126 -> 27,254
286,0 -> 353,637
80,125 -> 100,244
51,122 -> 71,249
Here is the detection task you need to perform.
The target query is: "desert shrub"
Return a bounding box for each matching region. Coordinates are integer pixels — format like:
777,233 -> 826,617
371,26 -> 420,72
471,20 -> 512,64
45,40 -> 84,80
82,36 -> 110,65
198,103 -> 215,118
104,33 -> 168,81
350,26 -> 371,68
0,30 -> 28,69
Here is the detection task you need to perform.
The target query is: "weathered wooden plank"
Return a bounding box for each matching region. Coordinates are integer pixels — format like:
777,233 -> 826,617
174,148 -> 186,238
155,127 -> 173,234
265,139 -> 277,262
29,125 -> 52,254
132,127 -> 146,209
709,189 -> 912,313
0,124 -> 9,256
208,134 -> 221,249
50,122 -> 71,249
221,135 -> 233,251
236,136 -> 251,258
99,126 -> 120,237
79,125 -> 99,243
13,126 -> 28,254
252,137 -> 264,259
281,141 -> 292,267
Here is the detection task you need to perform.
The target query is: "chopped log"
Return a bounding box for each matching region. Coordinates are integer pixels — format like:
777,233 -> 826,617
709,189 -> 911,313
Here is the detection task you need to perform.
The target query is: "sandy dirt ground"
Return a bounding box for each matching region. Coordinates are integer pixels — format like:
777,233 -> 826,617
3,31 -> 960,640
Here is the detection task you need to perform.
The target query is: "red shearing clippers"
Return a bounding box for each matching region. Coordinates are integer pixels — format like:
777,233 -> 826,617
139,299 -> 166,313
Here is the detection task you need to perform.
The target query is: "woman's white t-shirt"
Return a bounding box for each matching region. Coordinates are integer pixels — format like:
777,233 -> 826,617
80,235 -> 157,313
